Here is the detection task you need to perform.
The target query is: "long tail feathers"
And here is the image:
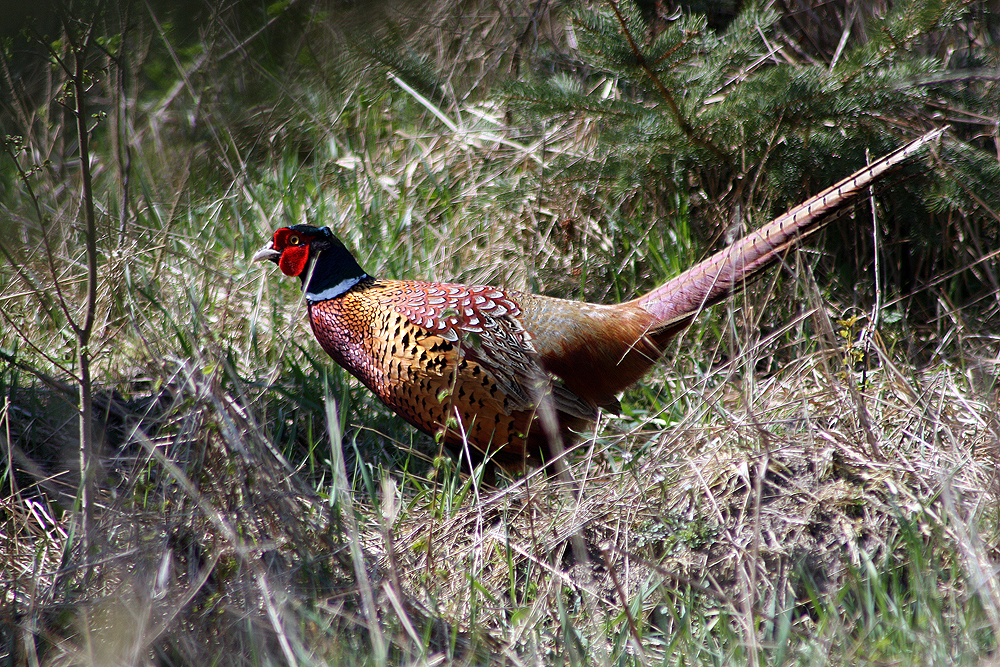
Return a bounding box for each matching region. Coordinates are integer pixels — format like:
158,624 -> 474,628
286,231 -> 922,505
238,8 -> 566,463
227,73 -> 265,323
636,127 -> 946,328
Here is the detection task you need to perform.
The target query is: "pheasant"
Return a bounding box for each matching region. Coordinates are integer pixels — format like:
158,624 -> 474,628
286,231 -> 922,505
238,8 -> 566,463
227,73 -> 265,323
255,129 -> 942,475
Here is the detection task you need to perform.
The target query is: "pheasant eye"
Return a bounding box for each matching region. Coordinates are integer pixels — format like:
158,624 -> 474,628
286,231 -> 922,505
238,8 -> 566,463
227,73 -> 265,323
287,234 -> 301,246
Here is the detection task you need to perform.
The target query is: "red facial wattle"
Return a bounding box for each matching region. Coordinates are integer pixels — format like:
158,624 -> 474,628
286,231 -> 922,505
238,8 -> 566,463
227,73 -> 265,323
269,228 -> 310,277
278,244 -> 309,277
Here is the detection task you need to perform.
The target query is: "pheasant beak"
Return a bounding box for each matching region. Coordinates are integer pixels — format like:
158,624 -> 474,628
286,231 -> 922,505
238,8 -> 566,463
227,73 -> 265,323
253,241 -> 281,264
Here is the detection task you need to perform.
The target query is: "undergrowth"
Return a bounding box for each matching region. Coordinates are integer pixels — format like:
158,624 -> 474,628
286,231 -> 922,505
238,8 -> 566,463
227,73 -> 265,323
1,0 -> 999,665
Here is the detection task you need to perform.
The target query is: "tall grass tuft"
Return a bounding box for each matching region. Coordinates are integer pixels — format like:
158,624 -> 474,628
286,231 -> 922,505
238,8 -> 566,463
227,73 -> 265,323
1,1 -> 998,665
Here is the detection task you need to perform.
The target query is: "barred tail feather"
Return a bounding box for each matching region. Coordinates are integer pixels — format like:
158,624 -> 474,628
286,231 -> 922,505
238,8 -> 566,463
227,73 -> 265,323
636,127 -> 946,328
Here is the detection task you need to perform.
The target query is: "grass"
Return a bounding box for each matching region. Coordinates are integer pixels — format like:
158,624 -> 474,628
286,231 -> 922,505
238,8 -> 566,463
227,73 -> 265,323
2,1 -> 999,665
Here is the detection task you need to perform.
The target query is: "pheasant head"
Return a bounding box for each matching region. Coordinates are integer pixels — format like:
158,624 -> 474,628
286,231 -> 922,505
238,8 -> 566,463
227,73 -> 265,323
254,225 -> 369,301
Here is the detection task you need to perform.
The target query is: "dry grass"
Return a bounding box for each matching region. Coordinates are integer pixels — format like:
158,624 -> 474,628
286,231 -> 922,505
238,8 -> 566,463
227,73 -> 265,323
4,327 -> 997,665
2,1 -> 999,664
377,341 -> 1000,656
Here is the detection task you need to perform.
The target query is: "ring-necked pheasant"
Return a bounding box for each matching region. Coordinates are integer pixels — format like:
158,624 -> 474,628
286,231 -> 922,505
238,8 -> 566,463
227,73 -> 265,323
255,129 -> 942,474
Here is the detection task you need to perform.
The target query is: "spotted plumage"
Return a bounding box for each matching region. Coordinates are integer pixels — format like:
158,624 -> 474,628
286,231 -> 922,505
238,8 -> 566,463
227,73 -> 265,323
304,278 -> 595,468
255,129 -> 943,476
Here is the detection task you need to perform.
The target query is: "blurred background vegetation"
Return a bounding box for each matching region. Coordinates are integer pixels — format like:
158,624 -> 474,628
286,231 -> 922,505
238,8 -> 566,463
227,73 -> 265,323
1,0 -> 998,665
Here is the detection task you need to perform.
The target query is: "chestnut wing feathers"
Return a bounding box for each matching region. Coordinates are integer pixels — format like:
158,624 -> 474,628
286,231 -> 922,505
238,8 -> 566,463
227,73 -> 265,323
379,281 -> 597,421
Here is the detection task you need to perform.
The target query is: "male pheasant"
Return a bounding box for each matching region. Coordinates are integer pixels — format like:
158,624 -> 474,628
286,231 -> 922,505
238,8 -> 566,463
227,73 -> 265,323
256,129 -> 942,474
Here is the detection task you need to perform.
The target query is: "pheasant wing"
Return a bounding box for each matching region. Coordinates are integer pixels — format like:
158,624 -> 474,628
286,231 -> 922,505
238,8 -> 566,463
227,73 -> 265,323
377,281 -> 596,421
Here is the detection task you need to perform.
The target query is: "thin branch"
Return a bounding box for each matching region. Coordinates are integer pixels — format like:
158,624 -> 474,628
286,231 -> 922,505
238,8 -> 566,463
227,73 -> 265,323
0,142 -> 76,331
64,17 -> 101,342
0,316 -> 79,383
605,0 -> 730,167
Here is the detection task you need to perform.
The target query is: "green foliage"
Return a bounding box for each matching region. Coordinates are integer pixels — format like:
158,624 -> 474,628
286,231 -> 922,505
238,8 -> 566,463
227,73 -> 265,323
507,0 -> 998,305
